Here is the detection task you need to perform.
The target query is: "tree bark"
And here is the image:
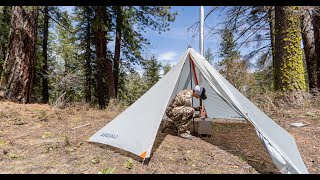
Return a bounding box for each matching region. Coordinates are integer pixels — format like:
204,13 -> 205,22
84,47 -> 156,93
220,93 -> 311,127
274,6 -> 306,106
0,6 -> 11,76
85,7 -> 92,103
0,6 -> 39,103
313,6 -> 320,91
268,6 -> 276,68
113,6 -> 123,98
95,6 -> 106,109
98,6 -> 115,101
300,7 -> 318,93
42,6 -> 49,103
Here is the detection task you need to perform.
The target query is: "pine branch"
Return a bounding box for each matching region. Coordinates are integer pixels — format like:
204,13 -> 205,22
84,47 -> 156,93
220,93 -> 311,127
39,8 -> 74,34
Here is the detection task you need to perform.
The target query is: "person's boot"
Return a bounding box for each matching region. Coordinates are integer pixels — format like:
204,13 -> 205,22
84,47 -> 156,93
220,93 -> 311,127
179,132 -> 194,140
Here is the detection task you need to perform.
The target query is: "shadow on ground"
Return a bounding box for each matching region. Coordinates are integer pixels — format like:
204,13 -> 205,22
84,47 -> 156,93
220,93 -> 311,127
89,120 -> 280,174
197,121 -> 280,174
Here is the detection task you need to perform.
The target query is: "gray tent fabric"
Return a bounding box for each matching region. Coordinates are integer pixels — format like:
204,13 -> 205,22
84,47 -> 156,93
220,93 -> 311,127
89,49 -> 190,158
89,48 -> 308,174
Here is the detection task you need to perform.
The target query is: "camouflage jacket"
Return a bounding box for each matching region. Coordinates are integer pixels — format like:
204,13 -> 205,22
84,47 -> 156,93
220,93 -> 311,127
165,89 -> 193,116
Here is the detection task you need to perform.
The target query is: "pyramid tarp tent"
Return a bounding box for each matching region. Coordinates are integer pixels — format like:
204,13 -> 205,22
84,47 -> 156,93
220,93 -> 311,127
89,48 -> 308,174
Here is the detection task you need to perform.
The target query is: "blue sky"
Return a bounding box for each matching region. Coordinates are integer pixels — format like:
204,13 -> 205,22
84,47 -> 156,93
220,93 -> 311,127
62,6 -> 268,71
141,6 -> 223,66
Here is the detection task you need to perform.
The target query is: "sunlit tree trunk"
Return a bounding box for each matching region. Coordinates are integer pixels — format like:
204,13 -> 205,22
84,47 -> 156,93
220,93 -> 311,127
0,6 -> 39,103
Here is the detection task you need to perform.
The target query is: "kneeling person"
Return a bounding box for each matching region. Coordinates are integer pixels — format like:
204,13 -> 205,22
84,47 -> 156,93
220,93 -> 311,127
163,85 -> 207,139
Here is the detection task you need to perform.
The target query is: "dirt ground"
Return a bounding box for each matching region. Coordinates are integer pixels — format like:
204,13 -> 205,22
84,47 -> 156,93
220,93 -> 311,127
0,100 -> 319,174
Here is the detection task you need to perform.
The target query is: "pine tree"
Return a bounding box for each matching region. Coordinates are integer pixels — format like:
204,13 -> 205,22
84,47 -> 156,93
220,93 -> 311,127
42,6 -> 49,103
204,48 -> 214,64
218,28 -> 241,82
51,10 -> 81,102
112,6 -> 177,98
313,6 -> 320,91
162,62 -> 171,76
300,7 -> 318,93
274,6 -> 306,105
218,28 -> 251,91
93,6 -> 114,108
142,56 -> 162,90
121,71 -> 147,106
0,6 -> 39,103
219,28 -> 240,59
0,6 -> 11,77
74,6 -> 95,103
113,6 -> 123,98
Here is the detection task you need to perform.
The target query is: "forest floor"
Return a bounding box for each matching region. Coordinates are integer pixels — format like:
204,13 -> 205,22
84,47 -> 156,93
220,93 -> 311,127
0,99 -> 319,174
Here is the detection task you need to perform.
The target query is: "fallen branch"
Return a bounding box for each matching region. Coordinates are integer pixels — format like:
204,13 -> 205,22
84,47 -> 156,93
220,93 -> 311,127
247,159 -> 261,163
71,123 -> 91,130
54,92 -> 66,107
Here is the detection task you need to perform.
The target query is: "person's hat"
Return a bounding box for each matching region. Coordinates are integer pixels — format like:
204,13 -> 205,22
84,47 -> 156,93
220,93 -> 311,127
193,85 -> 207,100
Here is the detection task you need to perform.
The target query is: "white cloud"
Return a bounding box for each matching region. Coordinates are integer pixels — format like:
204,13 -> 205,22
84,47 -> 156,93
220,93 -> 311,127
158,51 -> 178,61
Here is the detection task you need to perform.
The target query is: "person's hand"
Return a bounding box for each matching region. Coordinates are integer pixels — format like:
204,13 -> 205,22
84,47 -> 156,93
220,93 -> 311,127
200,108 -> 206,117
193,106 -> 202,111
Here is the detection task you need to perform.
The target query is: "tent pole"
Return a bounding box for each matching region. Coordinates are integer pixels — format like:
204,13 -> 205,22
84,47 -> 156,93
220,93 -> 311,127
199,6 -> 204,110
200,6 -> 204,56
189,55 -> 195,135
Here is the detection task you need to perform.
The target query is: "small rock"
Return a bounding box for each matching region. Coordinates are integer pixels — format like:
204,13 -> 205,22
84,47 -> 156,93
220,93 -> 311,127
91,159 -> 100,164
306,112 -> 316,117
1,149 -> 8,155
173,150 -> 178,153
67,147 -> 75,152
186,150 -> 191,154
192,164 -> 196,167
40,118 -> 48,122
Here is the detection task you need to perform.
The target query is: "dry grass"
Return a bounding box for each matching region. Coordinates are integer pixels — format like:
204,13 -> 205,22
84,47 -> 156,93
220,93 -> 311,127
0,97 -> 319,174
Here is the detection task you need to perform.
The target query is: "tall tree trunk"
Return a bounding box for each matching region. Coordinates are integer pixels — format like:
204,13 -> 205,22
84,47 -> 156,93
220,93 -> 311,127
94,6 -> 117,108
85,8 -> 92,103
0,6 -> 39,103
113,6 -> 123,98
313,6 -> 320,91
300,7 -> 318,93
42,6 -> 49,103
0,6 -> 11,76
268,6 -> 276,68
97,6 -> 115,101
95,6 -> 106,109
274,6 -> 306,106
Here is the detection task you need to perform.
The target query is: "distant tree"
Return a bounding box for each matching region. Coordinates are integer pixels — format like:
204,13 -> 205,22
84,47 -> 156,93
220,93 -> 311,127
218,28 -> 252,91
74,6 -> 95,103
142,55 -> 162,90
204,48 -> 214,64
218,28 -> 241,81
162,62 -> 171,76
120,71 -> 147,106
112,6 -> 177,98
51,10 -> 82,102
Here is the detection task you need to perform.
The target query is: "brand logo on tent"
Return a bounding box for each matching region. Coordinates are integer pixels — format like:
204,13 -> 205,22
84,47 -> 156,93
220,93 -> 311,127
231,115 -> 243,118
100,133 -> 118,139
